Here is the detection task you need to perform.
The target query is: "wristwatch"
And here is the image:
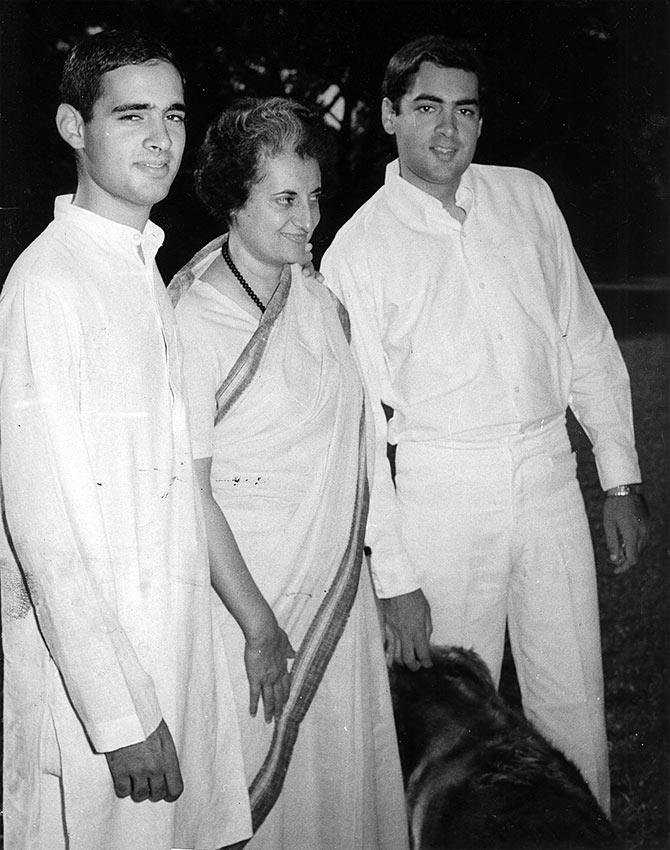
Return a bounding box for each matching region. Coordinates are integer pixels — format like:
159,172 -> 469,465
605,484 -> 638,497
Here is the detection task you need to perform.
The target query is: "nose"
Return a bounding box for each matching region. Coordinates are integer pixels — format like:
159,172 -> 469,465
436,110 -> 457,136
144,116 -> 172,152
291,200 -> 320,232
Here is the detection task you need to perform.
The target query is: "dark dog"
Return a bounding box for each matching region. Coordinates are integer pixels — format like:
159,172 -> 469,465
390,646 -> 621,850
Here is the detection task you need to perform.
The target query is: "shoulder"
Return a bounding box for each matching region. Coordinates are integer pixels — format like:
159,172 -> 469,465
1,223 -> 82,307
469,163 -> 554,199
325,188 -> 387,256
301,275 -> 352,342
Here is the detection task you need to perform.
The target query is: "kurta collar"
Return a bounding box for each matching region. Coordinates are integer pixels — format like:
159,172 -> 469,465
383,159 -> 475,231
54,195 -> 165,265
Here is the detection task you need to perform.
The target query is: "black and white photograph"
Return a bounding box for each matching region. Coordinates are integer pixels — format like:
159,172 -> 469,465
0,2 -> 667,848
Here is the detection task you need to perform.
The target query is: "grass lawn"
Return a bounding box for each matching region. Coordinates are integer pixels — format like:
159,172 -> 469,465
579,331 -> 669,849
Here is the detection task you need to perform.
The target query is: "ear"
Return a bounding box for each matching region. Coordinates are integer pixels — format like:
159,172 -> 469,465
56,103 -> 86,151
381,97 -> 397,136
477,116 -> 483,140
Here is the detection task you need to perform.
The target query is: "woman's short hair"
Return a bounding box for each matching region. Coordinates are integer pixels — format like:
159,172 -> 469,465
382,35 -> 485,113
195,97 -> 328,227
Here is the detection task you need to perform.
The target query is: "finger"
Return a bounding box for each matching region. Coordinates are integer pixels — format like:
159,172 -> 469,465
392,632 -> 405,667
425,609 -> 433,641
273,679 -> 287,717
249,678 -> 261,718
401,638 -> 421,672
382,625 -> 395,668
262,683 -> 276,723
148,773 -> 167,802
111,771 -> 132,799
416,634 -> 433,669
604,519 -> 622,565
614,559 -> 632,575
280,669 -> 291,705
164,761 -> 184,803
131,775 -> 151,803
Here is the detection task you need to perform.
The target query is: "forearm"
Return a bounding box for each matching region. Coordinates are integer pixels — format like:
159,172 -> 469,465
194,458 -> 275,641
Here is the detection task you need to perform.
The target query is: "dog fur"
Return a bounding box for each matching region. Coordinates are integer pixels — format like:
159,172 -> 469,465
390,646 -> 621,850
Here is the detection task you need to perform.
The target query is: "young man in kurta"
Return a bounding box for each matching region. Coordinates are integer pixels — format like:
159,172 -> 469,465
0,29 -> 252,850
321,35 -> 649,814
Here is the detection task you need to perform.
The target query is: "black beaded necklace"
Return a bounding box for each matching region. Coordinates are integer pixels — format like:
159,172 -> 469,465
221,239 -> 266,314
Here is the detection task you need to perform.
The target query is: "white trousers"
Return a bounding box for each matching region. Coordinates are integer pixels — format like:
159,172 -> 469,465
394,420 -> 610,813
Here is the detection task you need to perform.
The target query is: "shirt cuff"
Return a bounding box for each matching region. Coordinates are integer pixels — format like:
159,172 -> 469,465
594,447 -> 641,492
88,704 -> 162,754
367,551 -> 421,598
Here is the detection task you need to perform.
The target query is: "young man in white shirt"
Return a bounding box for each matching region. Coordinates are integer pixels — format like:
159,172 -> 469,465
0,29 -> 252,849
321,34 -> 648,813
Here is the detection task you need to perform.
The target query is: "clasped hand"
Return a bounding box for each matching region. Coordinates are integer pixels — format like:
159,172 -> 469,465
105,718 -> 183,803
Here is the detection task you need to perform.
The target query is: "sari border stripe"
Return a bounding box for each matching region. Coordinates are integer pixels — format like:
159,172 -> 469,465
214,266 -> 291,426
248,405 -> 369,832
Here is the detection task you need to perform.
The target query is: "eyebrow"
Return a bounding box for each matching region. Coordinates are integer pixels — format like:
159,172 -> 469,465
410,94 -> 479,107
111,101 -> 187,113
271,187 -> 322,195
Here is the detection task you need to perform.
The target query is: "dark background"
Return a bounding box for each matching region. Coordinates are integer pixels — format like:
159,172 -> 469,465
1,0 -> 668,299
0,1 -> 668,848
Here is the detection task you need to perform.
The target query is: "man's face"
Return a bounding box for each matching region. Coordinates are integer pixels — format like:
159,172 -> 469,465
74,60 -> 186,228
382,62 -> 482,202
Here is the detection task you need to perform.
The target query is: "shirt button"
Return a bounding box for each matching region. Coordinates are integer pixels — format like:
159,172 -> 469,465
497,334 -> 503,340
479,282 -> 485,289
514,385 -> 520,393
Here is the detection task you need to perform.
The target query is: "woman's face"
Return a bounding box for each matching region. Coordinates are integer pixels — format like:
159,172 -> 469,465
232,150 -> 321,268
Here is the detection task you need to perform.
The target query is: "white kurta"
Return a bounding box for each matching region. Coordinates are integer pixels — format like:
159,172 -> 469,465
171,244 -> 409,850
321,161 -> 641,812
0,197 -> 251,850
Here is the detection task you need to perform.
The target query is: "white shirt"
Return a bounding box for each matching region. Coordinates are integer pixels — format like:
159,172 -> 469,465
0,197 -> 251,847
321,161 -> 640,597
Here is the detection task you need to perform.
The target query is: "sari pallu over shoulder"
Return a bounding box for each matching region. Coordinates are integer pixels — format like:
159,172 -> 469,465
168,244 -> 369,834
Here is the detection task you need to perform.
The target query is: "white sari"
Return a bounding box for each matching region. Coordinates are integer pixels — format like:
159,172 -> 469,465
169,237 -> 408,849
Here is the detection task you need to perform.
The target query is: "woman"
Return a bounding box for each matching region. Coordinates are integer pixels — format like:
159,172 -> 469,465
168,98 -> 408,849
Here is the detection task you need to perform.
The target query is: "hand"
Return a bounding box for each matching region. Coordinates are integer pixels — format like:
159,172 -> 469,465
379,589 -> 433,671
297,248 -> 325,285
603,492 -> 650,574
244,614 -> 295,723
104,719 -> 183,803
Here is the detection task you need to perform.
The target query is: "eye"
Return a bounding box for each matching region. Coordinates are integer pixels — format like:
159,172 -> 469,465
119,114 -> 143,121
166,113 -> 186,124
275,196 -> 294,206
416,104 -> 436,114
458,108 -> 476,117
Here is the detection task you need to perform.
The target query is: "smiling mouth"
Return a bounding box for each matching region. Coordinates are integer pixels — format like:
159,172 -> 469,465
431,145 -> 458,156
281,233 -> 308,243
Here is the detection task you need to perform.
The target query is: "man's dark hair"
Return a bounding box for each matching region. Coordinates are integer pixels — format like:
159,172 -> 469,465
382,35 -> 485,113
59,29 -> 184,122
196,97 -> 329,228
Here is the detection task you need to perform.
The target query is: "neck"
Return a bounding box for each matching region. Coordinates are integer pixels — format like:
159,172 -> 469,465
397,163 -> 462,213
72,186 -> 150,232
226,232 -> 282,298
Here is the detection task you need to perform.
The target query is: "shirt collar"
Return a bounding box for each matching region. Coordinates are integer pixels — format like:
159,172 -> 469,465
54,195 -> 165,265
383,159 -> 475,230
